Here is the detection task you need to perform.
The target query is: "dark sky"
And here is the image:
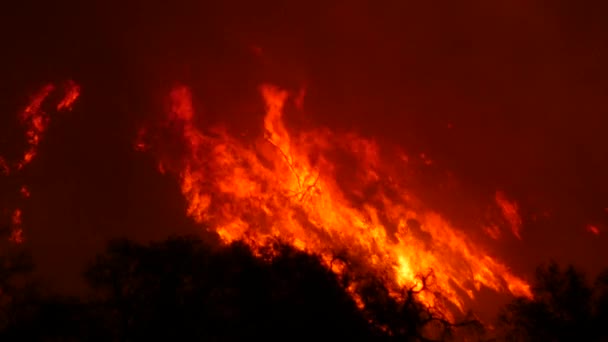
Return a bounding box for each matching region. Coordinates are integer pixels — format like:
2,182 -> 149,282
1,0 -> 607,299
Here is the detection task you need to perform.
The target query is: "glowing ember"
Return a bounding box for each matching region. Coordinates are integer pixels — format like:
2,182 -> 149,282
495,191 -> 523,240
137,83 -> 532,318
10,209 -> 24,244
0,81 -> 80,242
56,80 -> 81,111
20,186 -> 31,198
0,157 -> 9,176
18,84 -> 55,170
419,152 -> 433,166
17,80 -> 80,169
586,224 -> 600,236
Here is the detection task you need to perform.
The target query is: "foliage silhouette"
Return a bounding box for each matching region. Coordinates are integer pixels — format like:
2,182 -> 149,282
83,236 -> 380,340
0,235 -> 485,341
499,261 -> 608,342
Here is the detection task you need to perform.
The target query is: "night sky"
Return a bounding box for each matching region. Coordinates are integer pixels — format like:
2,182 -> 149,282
1,0 -> 607,306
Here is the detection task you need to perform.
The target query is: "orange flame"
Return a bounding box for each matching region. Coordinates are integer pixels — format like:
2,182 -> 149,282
56,80 -> 81,111
495,191 -> 523,240
138,84 -> 532,318
1,81 -> 80,242
16,81 -> 80,170
17,84 -> 55,170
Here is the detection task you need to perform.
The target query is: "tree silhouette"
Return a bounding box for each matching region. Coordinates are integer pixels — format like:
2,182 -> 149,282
499,261 -> 608,342
83,236 -> 379,340
595,270 -> 608,335
0,234 -> 485,341
352,268 -> 483,341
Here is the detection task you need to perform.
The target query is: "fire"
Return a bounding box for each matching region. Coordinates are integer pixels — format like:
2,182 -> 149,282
15,80 -> 80,170
137,83 -> 532,318
9,209 -> 23,244
56,80 -> 81,111
495,191 -> 523,240
17,84 -> 55,170
586,224 -> 600,235
483,224 -> 502,240
1,81 -> 80,242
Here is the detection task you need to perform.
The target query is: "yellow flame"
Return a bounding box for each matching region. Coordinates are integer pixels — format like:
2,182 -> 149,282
139,83 -> 532,318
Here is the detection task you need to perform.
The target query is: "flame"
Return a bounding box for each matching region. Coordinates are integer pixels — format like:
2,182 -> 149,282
1,81 -> 80,242
495,191 -> 522,239
15,80 -> 80,170
17,84 -> 55,170
56,80 -> 81,111
138,83 -> 532,318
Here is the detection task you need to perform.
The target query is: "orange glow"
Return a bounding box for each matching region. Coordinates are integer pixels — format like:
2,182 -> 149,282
138,84 -> 532,319
419,152 -> 433,166
17,84 -> 55,169
56,80 -> 81,111
10,209 -> 24,244
0,157 -> 8,176
134,128 -> 148,152
20,186 -> 31,198
17,81 -> 81,169
11,209 -> 22,226
483,224 -> 502,240
586,224 -> 600,235
1,81 -> 80,242
495,191 -> 523,240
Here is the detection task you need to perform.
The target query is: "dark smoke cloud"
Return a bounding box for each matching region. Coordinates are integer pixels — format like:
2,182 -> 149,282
1,0 -> 607,305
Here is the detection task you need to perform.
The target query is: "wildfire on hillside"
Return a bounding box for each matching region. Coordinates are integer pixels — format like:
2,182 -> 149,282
136,83 -> 532,320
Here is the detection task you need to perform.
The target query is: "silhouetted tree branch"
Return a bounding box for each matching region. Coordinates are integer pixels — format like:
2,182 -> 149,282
498,261 -> 608,342
0,233 -> 526,341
